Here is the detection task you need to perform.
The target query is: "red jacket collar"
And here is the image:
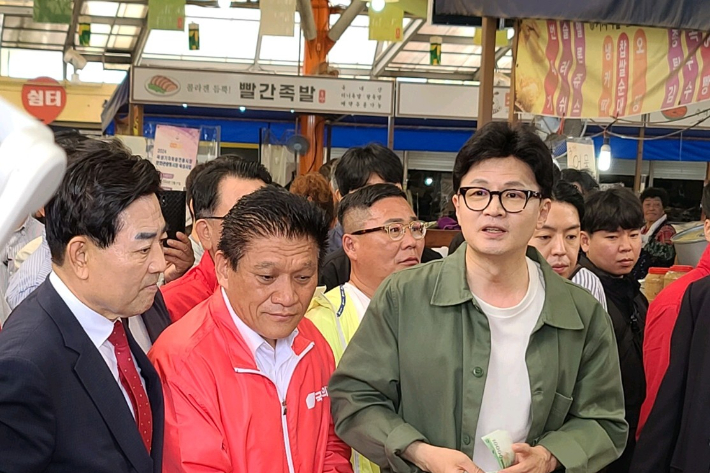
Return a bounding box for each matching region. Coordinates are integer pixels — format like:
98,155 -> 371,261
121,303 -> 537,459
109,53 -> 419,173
195,252 -> 219,291
204,291 -> 315,370
696,243 -> 710,273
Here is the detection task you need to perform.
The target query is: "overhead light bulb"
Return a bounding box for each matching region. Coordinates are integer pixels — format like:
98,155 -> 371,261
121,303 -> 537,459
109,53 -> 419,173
218,0 -> 231,8
239,106 -> 246,112
370,0 -> 386,12
598,136 -> 612,172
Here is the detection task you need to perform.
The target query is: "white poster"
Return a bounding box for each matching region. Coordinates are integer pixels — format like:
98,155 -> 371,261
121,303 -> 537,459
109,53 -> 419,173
153,125 -> 199,190
132,67 -> 394,116
566,138 -> 597,180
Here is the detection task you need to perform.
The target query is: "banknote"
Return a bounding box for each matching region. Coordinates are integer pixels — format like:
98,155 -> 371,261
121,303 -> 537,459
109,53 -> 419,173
481,429 -> 515,471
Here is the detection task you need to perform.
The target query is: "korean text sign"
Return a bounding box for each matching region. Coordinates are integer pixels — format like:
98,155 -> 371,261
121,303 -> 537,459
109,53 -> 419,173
516,20 -> 710,118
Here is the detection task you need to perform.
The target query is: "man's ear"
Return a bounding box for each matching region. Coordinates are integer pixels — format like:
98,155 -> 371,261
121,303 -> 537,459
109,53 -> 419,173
214,250 -> 231,289
342,234 -> 357,261
536,198 -> 552,230
65,236 -> 91,280
195,219 -> 213,252
580,231 -> 591,253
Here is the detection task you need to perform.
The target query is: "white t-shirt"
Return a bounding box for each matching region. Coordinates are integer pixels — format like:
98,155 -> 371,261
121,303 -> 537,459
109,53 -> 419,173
343,282 -> 371,322
471,257 -> 546,472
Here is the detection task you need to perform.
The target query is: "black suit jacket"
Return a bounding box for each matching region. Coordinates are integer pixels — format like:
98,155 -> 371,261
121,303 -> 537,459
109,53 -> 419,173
632,275 -> 710,473
0,280 -> 164,473
318,246 -> 443,291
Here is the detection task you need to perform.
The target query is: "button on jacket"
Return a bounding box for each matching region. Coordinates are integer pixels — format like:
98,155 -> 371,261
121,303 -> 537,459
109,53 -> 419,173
329,246 -> 628,473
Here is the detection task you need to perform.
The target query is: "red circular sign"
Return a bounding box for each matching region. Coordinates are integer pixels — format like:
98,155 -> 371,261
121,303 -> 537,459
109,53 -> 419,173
21,77 -> 67,124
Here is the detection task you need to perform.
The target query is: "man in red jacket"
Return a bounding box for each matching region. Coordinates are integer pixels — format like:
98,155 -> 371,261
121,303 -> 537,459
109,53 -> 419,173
637,183 -> 710,437
150,186 -> 353,473
160,156 -> 271,322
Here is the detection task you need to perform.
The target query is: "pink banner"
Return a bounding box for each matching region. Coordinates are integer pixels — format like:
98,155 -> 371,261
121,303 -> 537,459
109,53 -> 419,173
663,29 -> 683,107
697,34 -> 710,102
570,22 -> 587,117
680,31 -> 701,104
613,33 -> 629,116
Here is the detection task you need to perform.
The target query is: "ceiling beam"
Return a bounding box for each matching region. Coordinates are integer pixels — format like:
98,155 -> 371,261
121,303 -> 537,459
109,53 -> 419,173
328,0 -> 365,43
132,20 -> 150,66
0,6 -> 143,27
64,0 -> 84,52
381,70 -> 476,81
472,44 -> 511,81
370,18 -> 424,78
410,34 -> 476,45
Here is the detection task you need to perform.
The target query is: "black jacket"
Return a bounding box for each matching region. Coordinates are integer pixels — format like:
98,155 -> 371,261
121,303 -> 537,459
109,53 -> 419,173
579,255 -> 647,473
0,280 -> 165,473
318,246 -> 442,292
632,275 -> 710,473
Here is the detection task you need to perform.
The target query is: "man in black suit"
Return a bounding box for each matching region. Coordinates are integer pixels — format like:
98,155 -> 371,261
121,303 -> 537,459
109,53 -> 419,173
0,139 -> 167,472
632,272 -> 710,473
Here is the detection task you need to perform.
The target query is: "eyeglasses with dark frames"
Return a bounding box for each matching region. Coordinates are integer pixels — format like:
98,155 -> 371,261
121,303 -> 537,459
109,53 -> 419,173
350,221 -> 427,242
458,187 -> 543,214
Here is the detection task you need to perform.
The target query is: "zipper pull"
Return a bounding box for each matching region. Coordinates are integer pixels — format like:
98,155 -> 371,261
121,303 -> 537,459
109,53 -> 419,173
282,400 -> 287,416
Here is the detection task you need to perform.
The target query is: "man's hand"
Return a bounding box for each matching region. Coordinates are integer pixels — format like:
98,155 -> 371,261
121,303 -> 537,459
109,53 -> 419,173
499,444 -> 559,473
163,232 -> 194,284
403,442 -> 484,473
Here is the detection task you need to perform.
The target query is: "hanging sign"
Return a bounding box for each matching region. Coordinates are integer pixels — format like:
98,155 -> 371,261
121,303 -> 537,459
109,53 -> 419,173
259,0 -> 297,37
516,19 -> 710,118
132,67 -> 395,116
148,0 -> 185,31
153,125 -> 199,190
21,77 -> 67,124
369,4 -> 404,42
188,22 -> 199,50
33,0 -> 72,24
566,138 -> 598,180
430,36 -> 442,65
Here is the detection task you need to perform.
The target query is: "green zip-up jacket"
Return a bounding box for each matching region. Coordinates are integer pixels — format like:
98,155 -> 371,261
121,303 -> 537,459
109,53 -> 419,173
329,246 -> 628,473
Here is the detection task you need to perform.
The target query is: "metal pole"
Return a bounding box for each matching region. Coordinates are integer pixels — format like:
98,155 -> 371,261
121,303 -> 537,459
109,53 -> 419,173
634,114 -> 647,193
508,21 -> 519,125
387,115 -> 395,149
477,17 -> 497,127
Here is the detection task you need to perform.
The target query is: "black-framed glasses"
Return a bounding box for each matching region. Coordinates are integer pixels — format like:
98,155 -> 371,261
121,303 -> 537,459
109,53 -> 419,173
351,221 -> 427,241
458,187 -> 543,213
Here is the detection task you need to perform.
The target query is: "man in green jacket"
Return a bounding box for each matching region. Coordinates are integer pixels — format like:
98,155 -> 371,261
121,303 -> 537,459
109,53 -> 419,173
329,122 -> 627,473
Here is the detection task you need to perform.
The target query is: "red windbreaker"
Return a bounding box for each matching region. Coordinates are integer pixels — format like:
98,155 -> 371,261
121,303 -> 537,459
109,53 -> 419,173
638,245 -> 710,437
149,291 -> 353,473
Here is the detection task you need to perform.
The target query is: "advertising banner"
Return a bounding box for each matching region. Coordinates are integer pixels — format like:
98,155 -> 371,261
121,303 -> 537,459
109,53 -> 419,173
516,19 -> 710,118
132,67 -> 395,116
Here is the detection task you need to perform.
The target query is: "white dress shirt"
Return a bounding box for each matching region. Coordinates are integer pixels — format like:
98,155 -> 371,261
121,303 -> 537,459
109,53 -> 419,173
49,272 -> 146,418
223,288 -> 300,400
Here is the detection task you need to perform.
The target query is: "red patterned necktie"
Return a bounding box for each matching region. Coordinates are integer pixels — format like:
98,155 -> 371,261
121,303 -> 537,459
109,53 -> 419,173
108,320 -> 153,452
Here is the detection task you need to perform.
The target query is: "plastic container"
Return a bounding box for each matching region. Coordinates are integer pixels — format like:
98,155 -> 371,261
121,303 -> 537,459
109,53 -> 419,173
671,224 -> 707,266
645,267 -> 670,302
663,265 -> 694,288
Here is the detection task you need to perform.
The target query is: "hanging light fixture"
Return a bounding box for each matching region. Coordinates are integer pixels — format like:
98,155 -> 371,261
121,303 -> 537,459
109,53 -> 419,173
598,133 -> 612,172
370,0 -> 386,13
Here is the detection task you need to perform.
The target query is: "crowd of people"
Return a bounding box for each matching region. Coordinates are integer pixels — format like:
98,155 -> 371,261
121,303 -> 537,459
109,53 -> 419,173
0,121 -> 706,473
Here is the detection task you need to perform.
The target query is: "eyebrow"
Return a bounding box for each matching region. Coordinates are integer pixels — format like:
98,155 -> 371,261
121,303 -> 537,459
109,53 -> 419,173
467,179 -> 529,188
135,224 -> 168,241
253,261 -> 315,269
541,224 -> 580,232
382,217 -> 412,225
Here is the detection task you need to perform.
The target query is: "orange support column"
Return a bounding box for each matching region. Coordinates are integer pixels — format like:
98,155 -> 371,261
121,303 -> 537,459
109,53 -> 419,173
298,0 -> 334,175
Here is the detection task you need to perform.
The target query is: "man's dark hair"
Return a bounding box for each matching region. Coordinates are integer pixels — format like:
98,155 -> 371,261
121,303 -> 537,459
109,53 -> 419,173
53,129 -> 91,155
185,161 -> 210,220
640,187 -> 669,208
453,122 -> 554,198
192,155 -> 272,219
560,168 -> 600,194
703,183 -> 710,217
319,158 -> 339,182
218,186 -> 329,269
337,183 -> 408,230
581,187 -> 644,234
46,139 -> 161,265
552,180 -> 585,222
335,143 -> 403,196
